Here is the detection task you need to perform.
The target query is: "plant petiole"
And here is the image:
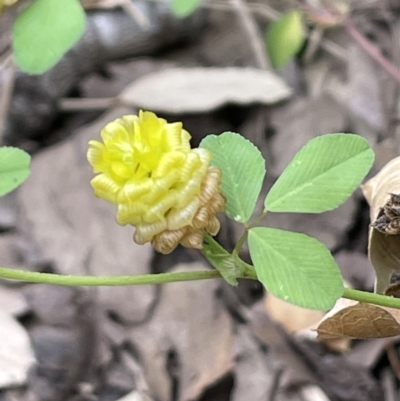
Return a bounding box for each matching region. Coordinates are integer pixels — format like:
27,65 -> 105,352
343,287 -> 400,310
0,267 -> 223,286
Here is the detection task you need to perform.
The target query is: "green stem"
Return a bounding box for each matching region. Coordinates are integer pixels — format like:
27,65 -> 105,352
234,257 -> 258,279
4,264 -> 400,311
232,210 -> 269,257
0,267 -> 222,286
249,209 -> 268,228
203,234 -> 257,279
232,229 -> 248,256
343,287 -> 400,309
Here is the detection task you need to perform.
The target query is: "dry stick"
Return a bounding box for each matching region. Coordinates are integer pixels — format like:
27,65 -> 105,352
211,1 -> 347,62
60,97 -> 118,111
0,54 -> 15,144
389,19 -> 400,151
228,0 -> 269,147
229,0 -> 270,70
344,18 -> 400,84
210,1 -> 279,22
121,0 -> 152,28
386,342 -> 400,381
268,368 -> 284,401
381,368 -> 397,401
63,1 -> 347,113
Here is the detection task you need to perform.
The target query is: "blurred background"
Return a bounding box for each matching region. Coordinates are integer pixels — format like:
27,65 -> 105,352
0,0 -> 399,400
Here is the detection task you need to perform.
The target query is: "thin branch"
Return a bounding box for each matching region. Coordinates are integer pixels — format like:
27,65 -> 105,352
229,0 -> 270,69
208,1 -> 347,62
121,0 -> 152,28
344,18 -> 400,83
59,97 -> 118,111
0,55 -> 15,144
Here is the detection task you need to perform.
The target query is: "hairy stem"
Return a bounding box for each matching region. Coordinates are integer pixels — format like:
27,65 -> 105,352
0,267 -> 222,286
343,287 -> 400,309
2,267 -> 400,311
344,18 -> 400,83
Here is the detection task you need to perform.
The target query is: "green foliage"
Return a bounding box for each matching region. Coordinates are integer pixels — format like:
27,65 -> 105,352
265,134 -> 374,213
248,227 -> 344,310
171,0 -> 201,18
202,132 -> 374,309
200,132 -> 266,224
266,10 -> 305,69
0,147 -> 31,196
12,0 -> 86,74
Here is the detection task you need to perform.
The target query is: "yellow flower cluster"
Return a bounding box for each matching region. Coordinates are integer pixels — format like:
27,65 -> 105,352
87,111 -> 225,254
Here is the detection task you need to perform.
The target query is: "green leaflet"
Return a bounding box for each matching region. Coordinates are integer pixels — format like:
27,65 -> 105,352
0,147 -> 31,196
265,134 -> 374,213
266,10 -> 305,69
248,227 -> 344,310
200,132 -> 266,224
171,0 -> 201,18
12,0 -> 86,74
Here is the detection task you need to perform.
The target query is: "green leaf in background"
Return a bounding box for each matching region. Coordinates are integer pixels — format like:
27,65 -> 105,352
0,147 -> 31,196
12,0 -> 86,74
266,10 -> 305,69
248,227 -> 344,310
171,0 -> 201,18
200,132 -> 266,224
265,134 -> 374,213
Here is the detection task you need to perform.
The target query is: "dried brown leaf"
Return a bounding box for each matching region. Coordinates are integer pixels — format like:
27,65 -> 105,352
317,299 -> 400,339
119,67 -> 292,113
127,262 -> 235,401
362,156 -> 400,293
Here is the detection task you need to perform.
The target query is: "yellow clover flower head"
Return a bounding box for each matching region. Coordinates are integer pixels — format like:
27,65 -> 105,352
87,111 -> 225,254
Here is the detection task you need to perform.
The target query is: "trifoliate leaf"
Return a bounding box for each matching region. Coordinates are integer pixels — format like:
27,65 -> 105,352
248,227 -> 344,310
0,147 -> 31,196
171,0 -> 201,18
265,134 -> 374,213
266,10 -> 305,69
200,132 -> 266,223
12,0 -> 86,74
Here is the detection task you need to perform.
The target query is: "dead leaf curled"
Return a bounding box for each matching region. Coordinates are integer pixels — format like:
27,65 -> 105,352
317,301 -> 400,339
362,156 -> 400,293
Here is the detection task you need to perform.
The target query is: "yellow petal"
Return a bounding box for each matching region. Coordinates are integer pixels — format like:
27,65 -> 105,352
167,197 -> 200,230
135,219 -> 168,243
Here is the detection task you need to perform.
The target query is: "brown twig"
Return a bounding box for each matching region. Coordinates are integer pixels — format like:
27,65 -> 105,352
206,1 -> 347,62
121,0 -> 151,28
0,54 -> 15,144
59,97 -> 118,111
343,18 -> 400,83
229,0 -> 270,70
386,342 -> 400,381
268,367 -> 283,401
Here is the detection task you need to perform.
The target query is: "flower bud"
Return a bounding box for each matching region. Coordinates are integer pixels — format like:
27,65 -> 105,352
87,111 -> 225,254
